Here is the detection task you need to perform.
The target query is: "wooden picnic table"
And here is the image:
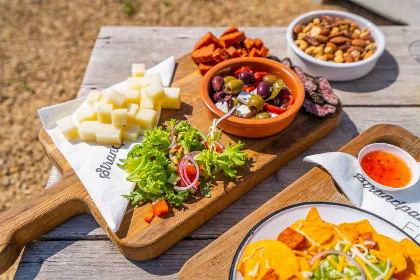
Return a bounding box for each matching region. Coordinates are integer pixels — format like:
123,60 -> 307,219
15,26 -> 420,279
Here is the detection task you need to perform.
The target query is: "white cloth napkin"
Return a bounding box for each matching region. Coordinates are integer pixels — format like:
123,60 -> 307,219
304,152 -> 420,243
38,57 -> 176,232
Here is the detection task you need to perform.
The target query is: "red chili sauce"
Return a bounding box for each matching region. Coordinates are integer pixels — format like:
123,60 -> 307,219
361,150 -> 411,188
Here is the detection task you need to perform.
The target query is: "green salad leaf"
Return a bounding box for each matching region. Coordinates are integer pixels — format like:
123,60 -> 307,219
194,141 -> 246,178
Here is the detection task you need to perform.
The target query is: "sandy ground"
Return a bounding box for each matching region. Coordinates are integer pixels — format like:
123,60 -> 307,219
0,0 -> 394,278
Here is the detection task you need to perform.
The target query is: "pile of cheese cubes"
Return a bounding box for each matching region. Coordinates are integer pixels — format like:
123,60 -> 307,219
56,63 -> 181,146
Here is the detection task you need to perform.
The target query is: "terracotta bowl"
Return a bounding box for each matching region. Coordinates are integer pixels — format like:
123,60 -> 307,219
200,57 -> 305,138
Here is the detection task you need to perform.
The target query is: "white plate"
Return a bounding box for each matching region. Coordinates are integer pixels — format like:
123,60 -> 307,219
229,202 -> 418,280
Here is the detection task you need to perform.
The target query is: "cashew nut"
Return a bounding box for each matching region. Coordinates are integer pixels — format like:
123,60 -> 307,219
313,45 -> 324,55
305,46 -> 316,55
295,39 -> 309,51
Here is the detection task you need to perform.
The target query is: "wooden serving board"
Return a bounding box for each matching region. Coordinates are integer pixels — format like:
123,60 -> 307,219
0,54 -> 342,273
178,124 -> 420,280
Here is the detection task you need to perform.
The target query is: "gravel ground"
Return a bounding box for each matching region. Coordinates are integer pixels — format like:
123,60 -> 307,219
0,0 -> 394,278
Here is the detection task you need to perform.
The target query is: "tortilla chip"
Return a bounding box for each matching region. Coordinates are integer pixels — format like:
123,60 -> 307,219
237,240 -> 299,280
299,224 -> 334,245
400,239 -> 420,275
297,256 -> 311,271
305,207 -> 322,223
351,219 -> 377,234
373,234 -> 407,272
337,223 -> 360,243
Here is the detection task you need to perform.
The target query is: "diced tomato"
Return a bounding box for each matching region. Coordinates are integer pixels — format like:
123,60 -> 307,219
264,103 -> 288,115
204,142 -> 224,153
234,67 -> 254,76
288,95 -> 295,106
254,71 -> 269,81
144,208 -> 155,223
152,200 -> 169,217
243,85 -> 255,92
185,164 -> 197,176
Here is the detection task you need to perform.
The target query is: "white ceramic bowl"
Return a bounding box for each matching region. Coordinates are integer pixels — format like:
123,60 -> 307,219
286,10 -> 385,81
358,143 -> 420,191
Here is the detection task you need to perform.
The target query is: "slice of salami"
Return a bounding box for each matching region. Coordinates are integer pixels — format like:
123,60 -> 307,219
281,58 -> 292,68
292,66 -> 317,92
313,76 -> 339,105
302,99 -> 336,117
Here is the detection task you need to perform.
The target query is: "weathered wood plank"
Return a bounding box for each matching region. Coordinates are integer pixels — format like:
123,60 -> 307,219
36,107 -> 420,241
80,26 -> 420,105
15,239 -> 212,280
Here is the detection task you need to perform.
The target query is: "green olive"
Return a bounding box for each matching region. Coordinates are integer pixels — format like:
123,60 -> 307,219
223,76 -> 236,84
263,74 -> 279,86
247,95 -> 265,113
232,96 -> 239,106
255,112 -> 270,120
226,79 -> 244,95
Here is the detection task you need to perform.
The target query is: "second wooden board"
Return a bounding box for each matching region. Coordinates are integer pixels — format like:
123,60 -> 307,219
178,124 -> 420,280
0,54 -> 341,273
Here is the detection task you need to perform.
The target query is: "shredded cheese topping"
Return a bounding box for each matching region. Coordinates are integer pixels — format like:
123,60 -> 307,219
242,246 -> 263,263
247,261 -> 259,277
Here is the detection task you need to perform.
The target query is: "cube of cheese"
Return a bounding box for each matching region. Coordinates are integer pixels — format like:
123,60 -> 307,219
86,90 -> 102,105
104,90 -> 126,109
160,87 -> 181,109
132,63 -> 146,77
140,88 -> 155,109
134,109 -> 156,129
128,74 -> 162,89
96,123 -> 122,145
143,82 -> 164,102
92,101 -> 109,112
111,109 -> 127,126
56,116 -> 78,140
154,102 -> 162,127
78,121 -> 99,142
77,106 -> 97,124
123,103 -> 139,123
97,103 -> 113,123
122,124 -> 142,141
120,89 -> 140,104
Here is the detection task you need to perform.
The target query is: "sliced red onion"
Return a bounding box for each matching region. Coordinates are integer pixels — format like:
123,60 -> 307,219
308,250 -> 366,280
170,121 -> 180,141
174,154 -> 200,191
165,136 -> 177,151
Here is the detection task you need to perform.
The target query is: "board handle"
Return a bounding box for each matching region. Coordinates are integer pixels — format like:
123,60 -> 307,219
0,174 -> 86,273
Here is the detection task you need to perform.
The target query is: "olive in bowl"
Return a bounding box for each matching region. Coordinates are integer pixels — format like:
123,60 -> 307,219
200,57 -> 305,138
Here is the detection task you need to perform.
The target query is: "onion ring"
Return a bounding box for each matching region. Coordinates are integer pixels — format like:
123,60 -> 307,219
174,154 -> 200,191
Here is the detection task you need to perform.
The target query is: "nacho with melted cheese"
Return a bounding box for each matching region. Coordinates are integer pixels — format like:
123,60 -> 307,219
237,207 -> 420,280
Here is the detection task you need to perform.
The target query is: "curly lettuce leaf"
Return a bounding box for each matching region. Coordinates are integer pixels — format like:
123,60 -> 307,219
194,141 -> 247,178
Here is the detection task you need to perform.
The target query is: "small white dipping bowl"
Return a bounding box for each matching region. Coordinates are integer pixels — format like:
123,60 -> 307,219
358,143 -> 420,192
286,10 -> 385,81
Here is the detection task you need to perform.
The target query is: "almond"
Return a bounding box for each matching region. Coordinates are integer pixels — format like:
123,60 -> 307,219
320,28 -> 331,36
318,35 -> 329,43
361,34 -> 374,42
338,44 -> 351,51
329,36 -> 351,44
328,31 -> 344,38
351,39 -> 367,47
294,24 -> 302,34
347,46 -> 365,54
344,53 -> 354,63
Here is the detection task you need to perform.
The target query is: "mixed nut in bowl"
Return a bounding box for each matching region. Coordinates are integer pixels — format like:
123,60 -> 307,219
286,10 -> 385,81
200,57 -> 305,138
